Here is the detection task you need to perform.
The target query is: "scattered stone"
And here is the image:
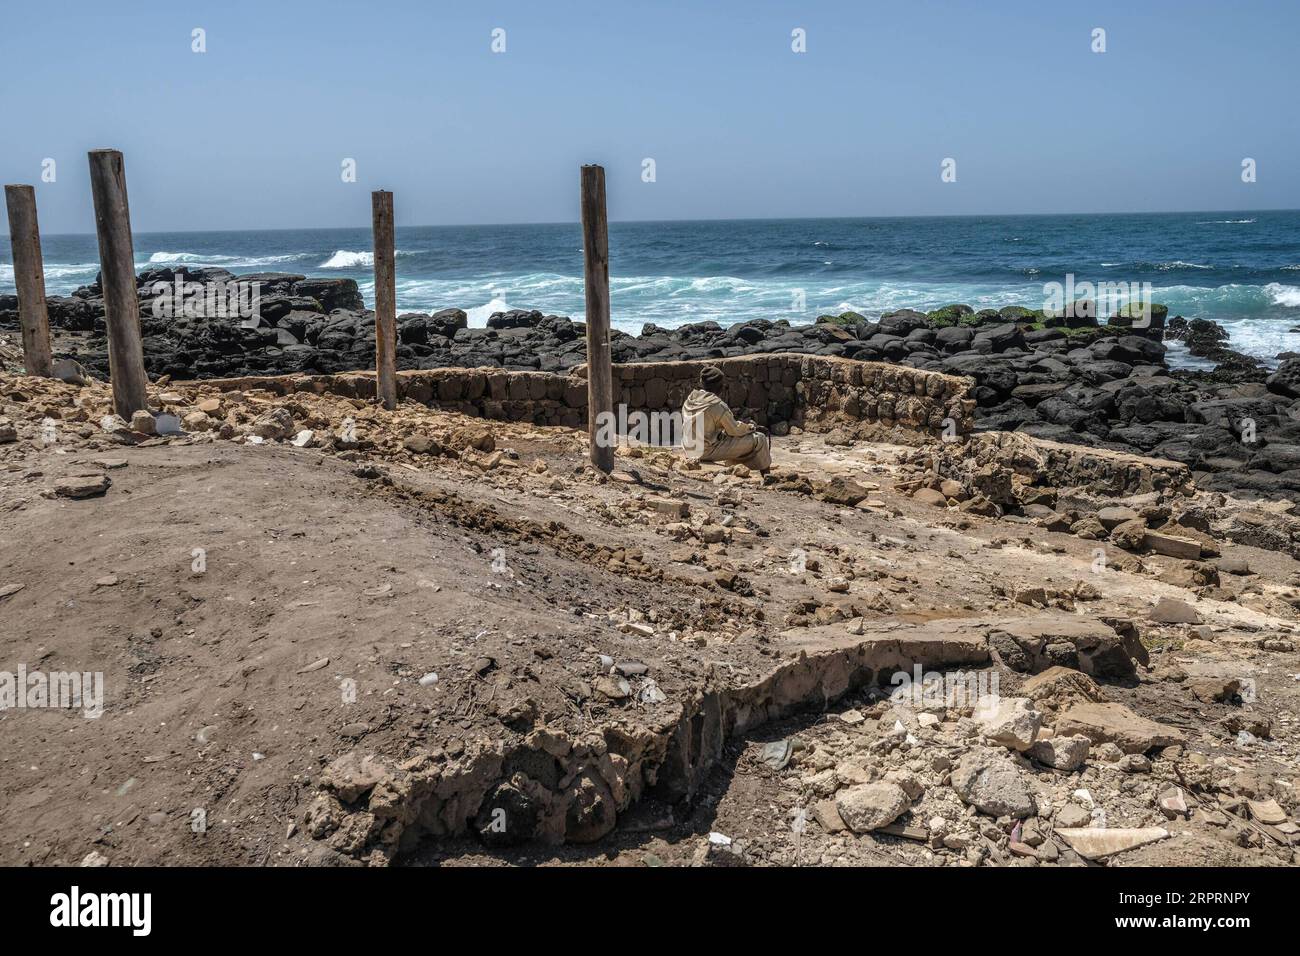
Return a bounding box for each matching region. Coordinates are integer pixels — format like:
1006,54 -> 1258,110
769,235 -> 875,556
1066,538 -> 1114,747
819,477 -> 872,507
645,496 -> 689,518
251,407 -> 296,441
54,475 -> 110,499
835,782 -> 912,833
1029,734 -> 1091,771
1157,787 -> 1189,820
594,675 -> 631,700
1097,506 -> 1139,530
1248,799 -> 1287,825
1149,597 -> 1201,625
1109,517 -> 1148,551
129,409 -> 156,435
950,748 -> 1037,819
912,488 -> 947,507
1215,556 -> 1253,576
1186,675 -> 1241,703
1054,803 -> 1092,829
973,696 -> 1042,751
812,800 -> 846,833
403,434 -> 440,454
52,358 -> 89,385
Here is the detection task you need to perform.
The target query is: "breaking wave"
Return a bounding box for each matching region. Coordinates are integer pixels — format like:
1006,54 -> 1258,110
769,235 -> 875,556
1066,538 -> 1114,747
1264,282 -> 1300,308
320,250 -> 373,269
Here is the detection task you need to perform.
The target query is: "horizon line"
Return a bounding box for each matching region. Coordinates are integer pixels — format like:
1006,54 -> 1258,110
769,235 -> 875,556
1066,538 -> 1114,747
30,206 -> 1300,240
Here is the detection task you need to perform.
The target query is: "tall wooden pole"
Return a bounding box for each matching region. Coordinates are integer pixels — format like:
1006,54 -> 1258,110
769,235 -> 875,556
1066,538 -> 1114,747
371,190 -> 397,410
87,150 -> 149,418
580,165 -> 614,473
3,185 -> 54,376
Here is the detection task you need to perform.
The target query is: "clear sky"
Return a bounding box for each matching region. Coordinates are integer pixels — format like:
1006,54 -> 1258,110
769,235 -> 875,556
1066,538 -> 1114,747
1,0 -> 1296,234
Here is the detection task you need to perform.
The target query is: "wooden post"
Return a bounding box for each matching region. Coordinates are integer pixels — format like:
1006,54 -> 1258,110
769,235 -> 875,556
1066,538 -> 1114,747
580,165 -> 614,473
371,190 -> 397,410
3,185 -> 54,377
87,150 -> 150,419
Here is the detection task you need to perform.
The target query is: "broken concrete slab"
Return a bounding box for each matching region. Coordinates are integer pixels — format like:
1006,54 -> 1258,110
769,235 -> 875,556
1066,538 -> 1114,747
1054,826 -> 1170,860
987,613 -> 1136,681
1143,530 -> 1202,560
1054,702 -> 1187,754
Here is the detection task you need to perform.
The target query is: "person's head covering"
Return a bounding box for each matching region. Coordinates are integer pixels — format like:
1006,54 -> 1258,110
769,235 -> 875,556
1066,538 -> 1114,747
700,365 -> 725,389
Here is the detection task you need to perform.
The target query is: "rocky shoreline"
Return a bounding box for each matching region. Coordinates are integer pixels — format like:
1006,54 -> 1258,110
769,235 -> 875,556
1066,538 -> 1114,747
2,264 -> 1299,499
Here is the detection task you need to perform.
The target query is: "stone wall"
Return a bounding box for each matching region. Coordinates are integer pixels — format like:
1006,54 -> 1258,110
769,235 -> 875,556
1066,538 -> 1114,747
205,353 -> 975,442
925,430 -> 1193,498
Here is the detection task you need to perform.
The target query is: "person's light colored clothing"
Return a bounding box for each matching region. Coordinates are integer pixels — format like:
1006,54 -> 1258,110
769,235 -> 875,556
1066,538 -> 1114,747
681,388 -> 771,471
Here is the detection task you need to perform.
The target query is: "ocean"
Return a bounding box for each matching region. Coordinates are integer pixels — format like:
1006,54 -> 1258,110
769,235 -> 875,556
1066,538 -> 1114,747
3,212 -> 1299,367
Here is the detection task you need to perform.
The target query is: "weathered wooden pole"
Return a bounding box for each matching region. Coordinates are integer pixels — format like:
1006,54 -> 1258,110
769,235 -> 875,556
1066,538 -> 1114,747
3,185 -> 54,376
371,190 -> 398,410
87,150 -> 150,418
580,164 -> 614,473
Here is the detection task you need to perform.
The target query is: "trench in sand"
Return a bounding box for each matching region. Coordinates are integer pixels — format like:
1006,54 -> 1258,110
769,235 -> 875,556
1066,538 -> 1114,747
317,620 -> 993,861
311,475 -> 994,860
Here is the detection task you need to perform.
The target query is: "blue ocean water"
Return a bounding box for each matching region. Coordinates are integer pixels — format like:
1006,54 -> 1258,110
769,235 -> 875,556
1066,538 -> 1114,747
4,212 -> 1299,364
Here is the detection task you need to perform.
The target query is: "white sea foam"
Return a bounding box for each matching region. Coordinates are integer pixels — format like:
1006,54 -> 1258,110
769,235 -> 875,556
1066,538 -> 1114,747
1196,218 -> 1256,224
465,297 -> 512,325
148,251 -> 227,263
144,251 -> 308,267
1,262 -> 99,284
319,249 -> 415,269
1265,282 -> 1300,308
320,250 -> 373,269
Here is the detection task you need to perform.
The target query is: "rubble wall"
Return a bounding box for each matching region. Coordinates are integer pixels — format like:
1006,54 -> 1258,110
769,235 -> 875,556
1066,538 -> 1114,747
204,353 -> 976,441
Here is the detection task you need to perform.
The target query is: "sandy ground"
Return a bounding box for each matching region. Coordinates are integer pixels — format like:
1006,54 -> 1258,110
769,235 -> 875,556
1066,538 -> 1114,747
1,372 -> 1298,867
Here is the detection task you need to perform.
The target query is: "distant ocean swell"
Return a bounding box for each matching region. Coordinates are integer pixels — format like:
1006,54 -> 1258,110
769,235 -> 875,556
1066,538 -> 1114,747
3,213 -> 1298,365
3,261 -> 1298,363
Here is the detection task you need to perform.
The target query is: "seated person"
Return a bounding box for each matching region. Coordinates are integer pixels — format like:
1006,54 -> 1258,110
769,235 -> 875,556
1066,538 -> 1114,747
681,365 -> 771,472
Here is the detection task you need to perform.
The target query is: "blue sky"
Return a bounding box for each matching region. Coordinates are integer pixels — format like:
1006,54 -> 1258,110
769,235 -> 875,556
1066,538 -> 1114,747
1,0 -> 1296,233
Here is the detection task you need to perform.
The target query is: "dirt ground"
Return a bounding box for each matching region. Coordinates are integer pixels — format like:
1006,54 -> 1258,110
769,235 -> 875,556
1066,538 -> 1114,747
1,371 -> 1297,867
